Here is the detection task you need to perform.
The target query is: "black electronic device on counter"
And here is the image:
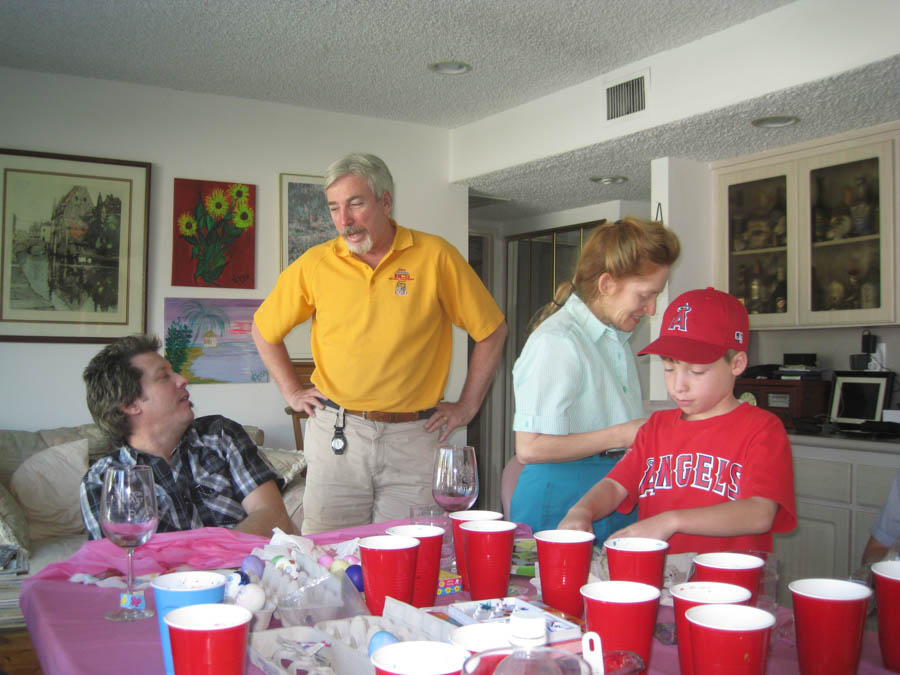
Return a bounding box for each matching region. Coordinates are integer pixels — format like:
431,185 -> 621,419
828,370 -> 895,430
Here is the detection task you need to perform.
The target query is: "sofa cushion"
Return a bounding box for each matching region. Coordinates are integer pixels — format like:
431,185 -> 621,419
258,447 -> 306,485
39,424 -> 113,464
11,438 -> 89,540
0,482 -> 30,553
0,428 -> 51,489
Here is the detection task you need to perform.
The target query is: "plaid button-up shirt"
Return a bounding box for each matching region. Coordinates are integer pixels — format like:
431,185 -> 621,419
80,415 -> 277,540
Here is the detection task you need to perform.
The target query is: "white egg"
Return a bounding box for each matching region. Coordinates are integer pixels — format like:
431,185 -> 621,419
235,583 -> 266,612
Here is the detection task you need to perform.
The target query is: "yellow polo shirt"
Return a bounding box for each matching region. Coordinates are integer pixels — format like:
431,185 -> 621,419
255,223 -> 504,411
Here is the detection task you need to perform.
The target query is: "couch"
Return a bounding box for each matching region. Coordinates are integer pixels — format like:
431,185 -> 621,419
0,422 -> 306,628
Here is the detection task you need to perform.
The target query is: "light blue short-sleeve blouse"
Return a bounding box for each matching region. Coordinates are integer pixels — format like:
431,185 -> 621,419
510,294 -> 644,540
513,294 -> 644,435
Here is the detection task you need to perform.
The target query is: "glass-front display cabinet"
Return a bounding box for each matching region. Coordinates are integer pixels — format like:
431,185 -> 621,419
797,141 -> 893,326
719,161 -> 798,328
716,134 -> 895,329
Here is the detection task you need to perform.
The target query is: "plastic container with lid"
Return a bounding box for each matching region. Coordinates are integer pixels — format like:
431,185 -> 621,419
508,609 -> 547,648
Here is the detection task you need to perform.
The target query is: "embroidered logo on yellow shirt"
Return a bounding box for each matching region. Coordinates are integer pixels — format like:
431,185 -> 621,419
389,268 -> 414,295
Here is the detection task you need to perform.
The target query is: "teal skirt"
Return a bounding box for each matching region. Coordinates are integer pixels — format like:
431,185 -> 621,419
510,455 -> 636,543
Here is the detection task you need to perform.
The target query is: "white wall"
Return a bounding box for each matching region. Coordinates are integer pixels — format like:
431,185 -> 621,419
752,325 -> 900,379
647,157 -> 714,399
0,67 -> 468,449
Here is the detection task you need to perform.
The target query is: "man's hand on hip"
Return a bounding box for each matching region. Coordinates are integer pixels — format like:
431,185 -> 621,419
425,401 -> 476,443
287,386 -> 327,417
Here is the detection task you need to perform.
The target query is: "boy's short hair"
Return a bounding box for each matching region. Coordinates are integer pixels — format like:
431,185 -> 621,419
639,287 -> 749,364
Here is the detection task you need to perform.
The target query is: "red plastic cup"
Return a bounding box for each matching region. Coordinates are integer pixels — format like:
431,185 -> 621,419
534,529 -> 595,617
789,578 -> 873,675
359,534 -> 419,616
692,552 -> 764,605
460,519 -> 517,600
449,510 -> 502,591
685,603 -> 775,675
386,524 -> 445,608
605,537 -> 669,589
873,560 -> 900,671
580,580 -> 660,670
671,582 -> 753,675
371,640 -> 470,675
164,603 -> 252,675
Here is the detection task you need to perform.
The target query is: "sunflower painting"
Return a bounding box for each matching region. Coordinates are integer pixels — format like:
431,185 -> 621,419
172,178 -> 256,288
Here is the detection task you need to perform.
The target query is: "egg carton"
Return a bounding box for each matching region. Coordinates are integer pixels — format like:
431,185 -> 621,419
265,551 -> 367,627
248,625 -> 369,675
314,597 -> 454,656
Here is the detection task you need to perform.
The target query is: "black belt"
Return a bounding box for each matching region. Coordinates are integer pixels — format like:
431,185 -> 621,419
323,399 -> 437,423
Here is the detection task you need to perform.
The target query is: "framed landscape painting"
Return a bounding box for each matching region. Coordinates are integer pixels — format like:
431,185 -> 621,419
280,173 -> 332,270
0,149 -> 150,342
163,297 -> 268,384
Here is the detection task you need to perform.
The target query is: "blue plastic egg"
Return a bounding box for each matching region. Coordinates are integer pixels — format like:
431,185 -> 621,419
241,554 -> 265,579
367,630 -> 400,657
345,563 -> 364,592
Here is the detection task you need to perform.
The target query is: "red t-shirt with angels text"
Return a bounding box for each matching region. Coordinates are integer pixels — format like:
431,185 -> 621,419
607,403 -> 797,554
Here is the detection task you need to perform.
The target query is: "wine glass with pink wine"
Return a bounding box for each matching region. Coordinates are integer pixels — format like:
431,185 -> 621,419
99,465 -> 159,621
432,445 -> 479,513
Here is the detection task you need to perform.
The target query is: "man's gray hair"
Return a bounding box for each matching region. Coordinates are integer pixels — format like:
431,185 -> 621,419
324,153 -> 394,204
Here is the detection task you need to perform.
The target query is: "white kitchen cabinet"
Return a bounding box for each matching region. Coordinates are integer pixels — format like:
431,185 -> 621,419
774,436 -> 900,607
713,124 -> 897,329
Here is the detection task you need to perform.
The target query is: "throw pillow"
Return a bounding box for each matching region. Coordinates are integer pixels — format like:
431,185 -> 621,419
0,482 -> 30,553
258,447 -> 307,485
10,438 -> 89,540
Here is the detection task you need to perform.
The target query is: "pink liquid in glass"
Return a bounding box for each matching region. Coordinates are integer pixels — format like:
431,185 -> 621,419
102,519 -> 158,547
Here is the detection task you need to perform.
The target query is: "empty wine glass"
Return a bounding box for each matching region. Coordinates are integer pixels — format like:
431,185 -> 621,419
100,465 -> 159,621
432,445 -> 479,513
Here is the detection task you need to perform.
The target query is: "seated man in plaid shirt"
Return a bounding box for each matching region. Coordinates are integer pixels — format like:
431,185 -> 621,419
79,334 -> 299,539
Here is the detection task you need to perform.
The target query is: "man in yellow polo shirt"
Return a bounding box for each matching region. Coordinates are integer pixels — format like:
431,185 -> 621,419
252,152 -> 507,534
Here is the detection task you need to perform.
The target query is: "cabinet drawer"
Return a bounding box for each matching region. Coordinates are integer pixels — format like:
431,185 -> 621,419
856,464 -> 898,509
775,501 -> 851,606
794,457 -> 852,503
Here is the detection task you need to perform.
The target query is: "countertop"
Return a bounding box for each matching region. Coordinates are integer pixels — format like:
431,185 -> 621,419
788,430 -> 900,455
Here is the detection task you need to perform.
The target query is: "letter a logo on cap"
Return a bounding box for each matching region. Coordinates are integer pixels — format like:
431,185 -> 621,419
668,302 -> 692,333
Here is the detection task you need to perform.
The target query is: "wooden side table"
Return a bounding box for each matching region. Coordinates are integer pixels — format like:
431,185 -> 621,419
284,360 -> 315,450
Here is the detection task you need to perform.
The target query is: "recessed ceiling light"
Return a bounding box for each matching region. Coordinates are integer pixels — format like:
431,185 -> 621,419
590,175 -> 628,185
427,60 -> 472,75
751,115 -> 800,128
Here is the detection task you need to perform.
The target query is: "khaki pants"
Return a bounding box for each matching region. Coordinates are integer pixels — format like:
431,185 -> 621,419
301,406 -> 439,534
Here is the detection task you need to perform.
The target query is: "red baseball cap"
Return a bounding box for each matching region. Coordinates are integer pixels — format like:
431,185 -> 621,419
638,287 -> 749,364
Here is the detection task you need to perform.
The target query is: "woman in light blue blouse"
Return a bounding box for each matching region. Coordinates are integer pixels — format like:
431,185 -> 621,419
511,217 -> 680,543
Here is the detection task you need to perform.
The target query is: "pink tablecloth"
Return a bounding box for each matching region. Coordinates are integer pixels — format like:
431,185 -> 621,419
20,523 -> 894,675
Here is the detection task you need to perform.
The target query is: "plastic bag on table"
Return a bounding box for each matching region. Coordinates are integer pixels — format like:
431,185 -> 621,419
271,550 -> 367,627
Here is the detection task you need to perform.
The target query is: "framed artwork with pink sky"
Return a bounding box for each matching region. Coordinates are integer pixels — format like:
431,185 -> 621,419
163,297 -> 267,384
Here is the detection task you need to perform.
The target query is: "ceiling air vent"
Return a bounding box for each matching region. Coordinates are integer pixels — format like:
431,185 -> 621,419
606,75 -> 646,120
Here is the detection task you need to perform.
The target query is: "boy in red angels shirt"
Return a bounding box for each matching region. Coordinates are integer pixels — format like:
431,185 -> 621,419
559,287 -> 796,554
